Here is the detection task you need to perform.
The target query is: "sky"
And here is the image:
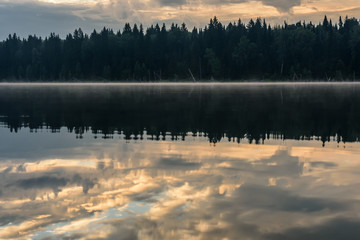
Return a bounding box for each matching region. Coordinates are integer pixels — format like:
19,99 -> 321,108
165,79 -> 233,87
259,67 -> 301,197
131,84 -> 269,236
0,0 -> 359,40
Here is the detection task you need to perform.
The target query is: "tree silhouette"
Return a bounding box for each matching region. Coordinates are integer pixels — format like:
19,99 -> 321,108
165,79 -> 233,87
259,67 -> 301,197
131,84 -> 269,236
0,16 -> 359,81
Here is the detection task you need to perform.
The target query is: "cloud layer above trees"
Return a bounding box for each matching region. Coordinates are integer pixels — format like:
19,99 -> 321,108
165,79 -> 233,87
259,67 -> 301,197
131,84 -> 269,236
0,0 -> 359,39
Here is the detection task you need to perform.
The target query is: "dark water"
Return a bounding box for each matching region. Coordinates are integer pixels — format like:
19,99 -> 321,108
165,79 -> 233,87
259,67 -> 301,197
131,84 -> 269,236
1,83 -> 360,239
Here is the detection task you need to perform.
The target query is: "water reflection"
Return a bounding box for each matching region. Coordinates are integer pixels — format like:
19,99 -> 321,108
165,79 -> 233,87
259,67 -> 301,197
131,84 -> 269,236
1,127 -> 360,239
1,83 -> 360,143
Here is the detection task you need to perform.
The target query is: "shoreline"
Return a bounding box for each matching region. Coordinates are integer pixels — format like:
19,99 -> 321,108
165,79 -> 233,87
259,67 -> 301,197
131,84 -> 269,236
1,81 -> 360,86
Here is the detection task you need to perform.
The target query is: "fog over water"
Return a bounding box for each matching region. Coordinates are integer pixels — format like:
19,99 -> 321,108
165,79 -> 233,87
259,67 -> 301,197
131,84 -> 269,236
1,83 -> 360,239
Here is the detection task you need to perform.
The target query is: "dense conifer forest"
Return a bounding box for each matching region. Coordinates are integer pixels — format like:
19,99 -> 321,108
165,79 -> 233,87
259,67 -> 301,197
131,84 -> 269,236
1,16 -> 360,81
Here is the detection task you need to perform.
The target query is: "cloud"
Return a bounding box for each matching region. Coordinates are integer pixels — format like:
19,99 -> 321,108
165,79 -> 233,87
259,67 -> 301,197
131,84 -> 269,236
230,184 -> 346,212
0,1 -> 117,40
0,0 -> 359,41
157,0 -> 187,7
0,166 -> 99,201
261,0 -> 302,12
12,176 -> 68,190
1,129 -> 360,239
265,218 -> 360,240
0,1 -> 82,39
198,0 -> 301,12
310,161 -> 337,168
155,157 -> 202,170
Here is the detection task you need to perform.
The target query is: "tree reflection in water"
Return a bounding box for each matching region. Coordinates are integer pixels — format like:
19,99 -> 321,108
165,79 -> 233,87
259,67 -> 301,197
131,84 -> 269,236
0,83 -> 360,239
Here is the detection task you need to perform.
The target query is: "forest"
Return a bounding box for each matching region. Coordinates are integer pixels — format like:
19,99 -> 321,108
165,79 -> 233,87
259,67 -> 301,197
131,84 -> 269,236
0,16 -> 360,81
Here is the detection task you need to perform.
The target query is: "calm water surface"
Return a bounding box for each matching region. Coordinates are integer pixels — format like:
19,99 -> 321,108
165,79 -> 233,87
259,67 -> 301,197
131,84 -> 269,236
1,83 -> 360,239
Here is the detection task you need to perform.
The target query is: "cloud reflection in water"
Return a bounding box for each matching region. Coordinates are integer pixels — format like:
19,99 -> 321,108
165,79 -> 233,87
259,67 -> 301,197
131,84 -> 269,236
1,128 -> 360,239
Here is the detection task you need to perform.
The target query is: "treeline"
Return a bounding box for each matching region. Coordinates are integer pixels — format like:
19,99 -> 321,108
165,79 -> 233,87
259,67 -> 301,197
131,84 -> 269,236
1,16 -> 360,81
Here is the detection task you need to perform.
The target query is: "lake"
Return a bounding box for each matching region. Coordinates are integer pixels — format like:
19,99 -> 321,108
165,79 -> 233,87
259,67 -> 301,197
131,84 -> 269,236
1,83 -> 360,239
